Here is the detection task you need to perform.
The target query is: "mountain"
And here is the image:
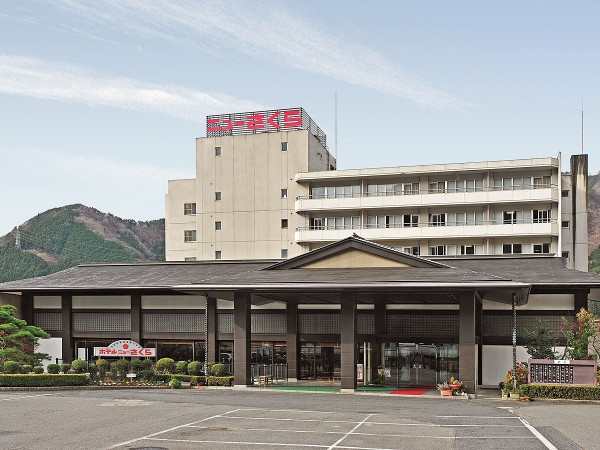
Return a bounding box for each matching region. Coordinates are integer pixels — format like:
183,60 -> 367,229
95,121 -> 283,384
589,173 -> 600,273
0,204 -> 164,283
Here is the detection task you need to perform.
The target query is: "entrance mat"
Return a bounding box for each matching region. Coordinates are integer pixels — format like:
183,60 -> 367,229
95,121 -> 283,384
268,386 -> 340,392
357,386 -> 396,392
388,387 -> 430,395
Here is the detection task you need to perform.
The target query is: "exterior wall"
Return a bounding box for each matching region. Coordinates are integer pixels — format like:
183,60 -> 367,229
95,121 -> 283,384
37,338 -> 62,368
165,178 -> 197,261
0,293 -> 22,319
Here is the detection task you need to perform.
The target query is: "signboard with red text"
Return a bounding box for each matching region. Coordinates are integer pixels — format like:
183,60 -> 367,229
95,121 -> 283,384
206,107 -> 327,148
93,339 -> 155,357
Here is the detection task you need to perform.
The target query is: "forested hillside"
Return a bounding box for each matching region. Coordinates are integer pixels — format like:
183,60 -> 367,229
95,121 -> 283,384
0,204 -> 164,283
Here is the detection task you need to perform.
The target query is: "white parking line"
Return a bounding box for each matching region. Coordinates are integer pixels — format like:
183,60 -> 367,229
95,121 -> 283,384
436,415 -> 521,419
221,415 -> 525,427
105,408 -> 242,449
147,437 -> 399,450
237,408 -> 337,414
0,393 -> 55,401
327,413 -> 374,449
519,418 -> 558,450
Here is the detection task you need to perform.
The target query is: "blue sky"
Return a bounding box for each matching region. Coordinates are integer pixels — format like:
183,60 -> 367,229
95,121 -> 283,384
1,0 -> 599,236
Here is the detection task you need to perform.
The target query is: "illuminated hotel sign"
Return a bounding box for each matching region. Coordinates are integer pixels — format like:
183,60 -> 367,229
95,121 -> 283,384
206,107 -> 327,148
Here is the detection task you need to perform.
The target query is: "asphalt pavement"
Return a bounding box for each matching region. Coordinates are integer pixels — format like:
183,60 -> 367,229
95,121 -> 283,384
0,388 -> 595,449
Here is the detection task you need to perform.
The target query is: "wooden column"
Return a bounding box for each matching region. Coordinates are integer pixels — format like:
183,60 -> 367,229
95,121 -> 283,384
233,292 -> 251,386
206,296 -> 217,365
61,295 -> 74,363
286,301 -> 298,380
131,294 -> 142,344
459,292 -> 480,394
340,292 -> 357,391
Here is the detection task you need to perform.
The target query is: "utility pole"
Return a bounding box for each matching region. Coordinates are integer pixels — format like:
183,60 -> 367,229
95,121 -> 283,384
15,226 -> 21,249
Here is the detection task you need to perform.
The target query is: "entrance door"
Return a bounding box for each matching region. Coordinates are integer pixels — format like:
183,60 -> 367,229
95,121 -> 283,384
391,343 -> 439,387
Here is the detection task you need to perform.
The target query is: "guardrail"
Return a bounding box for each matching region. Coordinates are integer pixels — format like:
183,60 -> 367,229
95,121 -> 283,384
297,219 -> 557,231
250,363 -> 288,384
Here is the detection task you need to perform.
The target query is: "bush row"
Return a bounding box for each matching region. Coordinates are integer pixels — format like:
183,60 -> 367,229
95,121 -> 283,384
520,384 -> 600,400
0,374 -> 88,387
207,376 -> 234,387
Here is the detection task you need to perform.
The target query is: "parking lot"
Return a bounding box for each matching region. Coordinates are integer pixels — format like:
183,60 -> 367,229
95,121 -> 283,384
0,389 -> 591,449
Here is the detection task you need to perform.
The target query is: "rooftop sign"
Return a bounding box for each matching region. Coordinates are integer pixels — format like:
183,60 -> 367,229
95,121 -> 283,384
206,107 -> 327,148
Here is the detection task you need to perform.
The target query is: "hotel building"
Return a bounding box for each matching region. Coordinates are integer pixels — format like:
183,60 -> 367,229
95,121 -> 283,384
1,107 -> 598,393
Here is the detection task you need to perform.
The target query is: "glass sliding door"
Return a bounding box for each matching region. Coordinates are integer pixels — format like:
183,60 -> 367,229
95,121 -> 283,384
299,343 -> 341,381
384,343 -> 458,387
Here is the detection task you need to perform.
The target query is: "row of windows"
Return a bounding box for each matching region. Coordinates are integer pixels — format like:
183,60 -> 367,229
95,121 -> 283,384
183,249 -> 289,261
214,142 -> 288,157
308,177 -> 556,199
306,210 -> 553,230
183,189 -> 287,215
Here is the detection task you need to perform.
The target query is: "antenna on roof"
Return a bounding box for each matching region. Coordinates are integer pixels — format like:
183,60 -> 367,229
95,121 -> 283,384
334,91 -> 338,165
581,98 -> 584,154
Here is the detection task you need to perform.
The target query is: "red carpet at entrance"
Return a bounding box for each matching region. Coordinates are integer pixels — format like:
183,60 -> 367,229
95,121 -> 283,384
389,387 -> 430,395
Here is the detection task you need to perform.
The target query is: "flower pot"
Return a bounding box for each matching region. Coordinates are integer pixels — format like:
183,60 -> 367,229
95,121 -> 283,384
440,389 -> 453,396
520,396 -> 530,402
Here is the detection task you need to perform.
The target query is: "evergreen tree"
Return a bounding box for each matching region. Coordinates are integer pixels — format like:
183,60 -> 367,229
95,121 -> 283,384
524,320 -> 556,360
0,305 -> 50,366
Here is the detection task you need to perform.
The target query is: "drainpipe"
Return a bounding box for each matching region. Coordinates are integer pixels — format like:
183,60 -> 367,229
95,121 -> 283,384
512,293 -> 517,391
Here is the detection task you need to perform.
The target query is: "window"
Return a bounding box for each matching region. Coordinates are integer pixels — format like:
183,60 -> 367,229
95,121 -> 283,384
281,189 -> 288,198
503,211 -> 517,224
215,192 -> 221,201
493,177 -> 531,191
281,142 -> 288,152
184,230 -> 196,242
429,213 -> 446,226
402,183 -> 420,195
184,257 -> 196,261
429,245 -> 446,256
215,146 -> 221,156
313,185 -> 360,198
533,176 -> 551,189
562,251 -> 570,259
447,179 -> 484,193
447,212 -> 484,226
215,251 -> 222,260
502,243 -> 522,254
325,216 -> 360,230
533,210 -> 551,224
215,221 -> 221,231
561,190 -> 570,198
533,243 -> 550,254
310,218 -> 324,230
403,214 -> 419,228
281,249 -> 288,258
562,221 -> 570,228
403,246 -> 420,256
429,181 -> 446,194
184,203 -> 196,215
461,245 -> 476,255
281,219 -> 288,229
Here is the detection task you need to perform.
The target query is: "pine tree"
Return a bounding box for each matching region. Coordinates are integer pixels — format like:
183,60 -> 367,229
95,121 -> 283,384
0,305 -> 50,366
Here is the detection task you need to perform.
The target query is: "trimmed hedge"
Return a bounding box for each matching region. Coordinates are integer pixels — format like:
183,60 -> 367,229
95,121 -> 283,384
520,384 -> 600,400
47,364 -> 60,374
0,374 -> 88,387
207,376 -> 234,387
170,374 -> 194,382
190,376 -> 207,385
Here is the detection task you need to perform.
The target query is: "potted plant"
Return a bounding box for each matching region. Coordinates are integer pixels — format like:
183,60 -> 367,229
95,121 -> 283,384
437,382 -> 453,396
449,377 -> 462,390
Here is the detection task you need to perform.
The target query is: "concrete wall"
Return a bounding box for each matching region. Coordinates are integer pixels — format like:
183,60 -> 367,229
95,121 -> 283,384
37,338 -> 62,368
0,293 -> 22,319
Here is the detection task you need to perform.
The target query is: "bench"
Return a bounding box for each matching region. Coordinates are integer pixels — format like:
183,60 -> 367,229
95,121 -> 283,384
258,375 -> 273,387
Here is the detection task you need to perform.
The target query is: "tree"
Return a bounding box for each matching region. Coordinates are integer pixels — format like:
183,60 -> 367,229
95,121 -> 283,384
524,320 -> 556,360
0,305 -> 50,366
562,308 -> 598,360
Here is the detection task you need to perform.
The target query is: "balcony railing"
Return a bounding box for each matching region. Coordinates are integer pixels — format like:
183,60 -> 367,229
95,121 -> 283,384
297,184 -> 557,200
298,218 -> 556,231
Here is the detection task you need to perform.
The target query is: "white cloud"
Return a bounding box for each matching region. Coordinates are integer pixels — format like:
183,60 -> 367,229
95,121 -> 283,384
45,0 -> 465,109
0,54 -> 263,121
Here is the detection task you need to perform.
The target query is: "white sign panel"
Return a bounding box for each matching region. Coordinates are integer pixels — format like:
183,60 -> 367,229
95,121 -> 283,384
93,340 -> 156,357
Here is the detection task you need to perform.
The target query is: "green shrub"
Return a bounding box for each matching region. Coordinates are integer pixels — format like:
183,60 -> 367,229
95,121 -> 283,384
88,363 -> 97,378
3,361 -> 20,374
96,359 -> 109,378
20,364 -> 33,374
190,376 -> 207,385
141,359 -> 154,370
520,384 -> 600,400
187,361 -> 203,376
154,374 -> 171,383
170,378 -> 182,389
0,374 -> 88,387
155,358 -> 175,373
211,363 -> 228,377
61,363 -> 71,374
115,359 -> 130,377
33,366 -> 44,374
170,374 -> 194,382
175,361 -> 188,374
130,359 -> 144,374
140,369 -> 155,381
71,359 -> 88,374
207,376 -> 235,387
47,363 -> 60,374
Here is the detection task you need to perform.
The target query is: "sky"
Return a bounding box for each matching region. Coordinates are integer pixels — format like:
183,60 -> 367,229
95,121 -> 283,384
1,0 -> 599,236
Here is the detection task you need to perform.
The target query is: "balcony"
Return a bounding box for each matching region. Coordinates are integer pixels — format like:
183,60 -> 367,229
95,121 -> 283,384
295,186 -> 558,212
295,220 -> 558,243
